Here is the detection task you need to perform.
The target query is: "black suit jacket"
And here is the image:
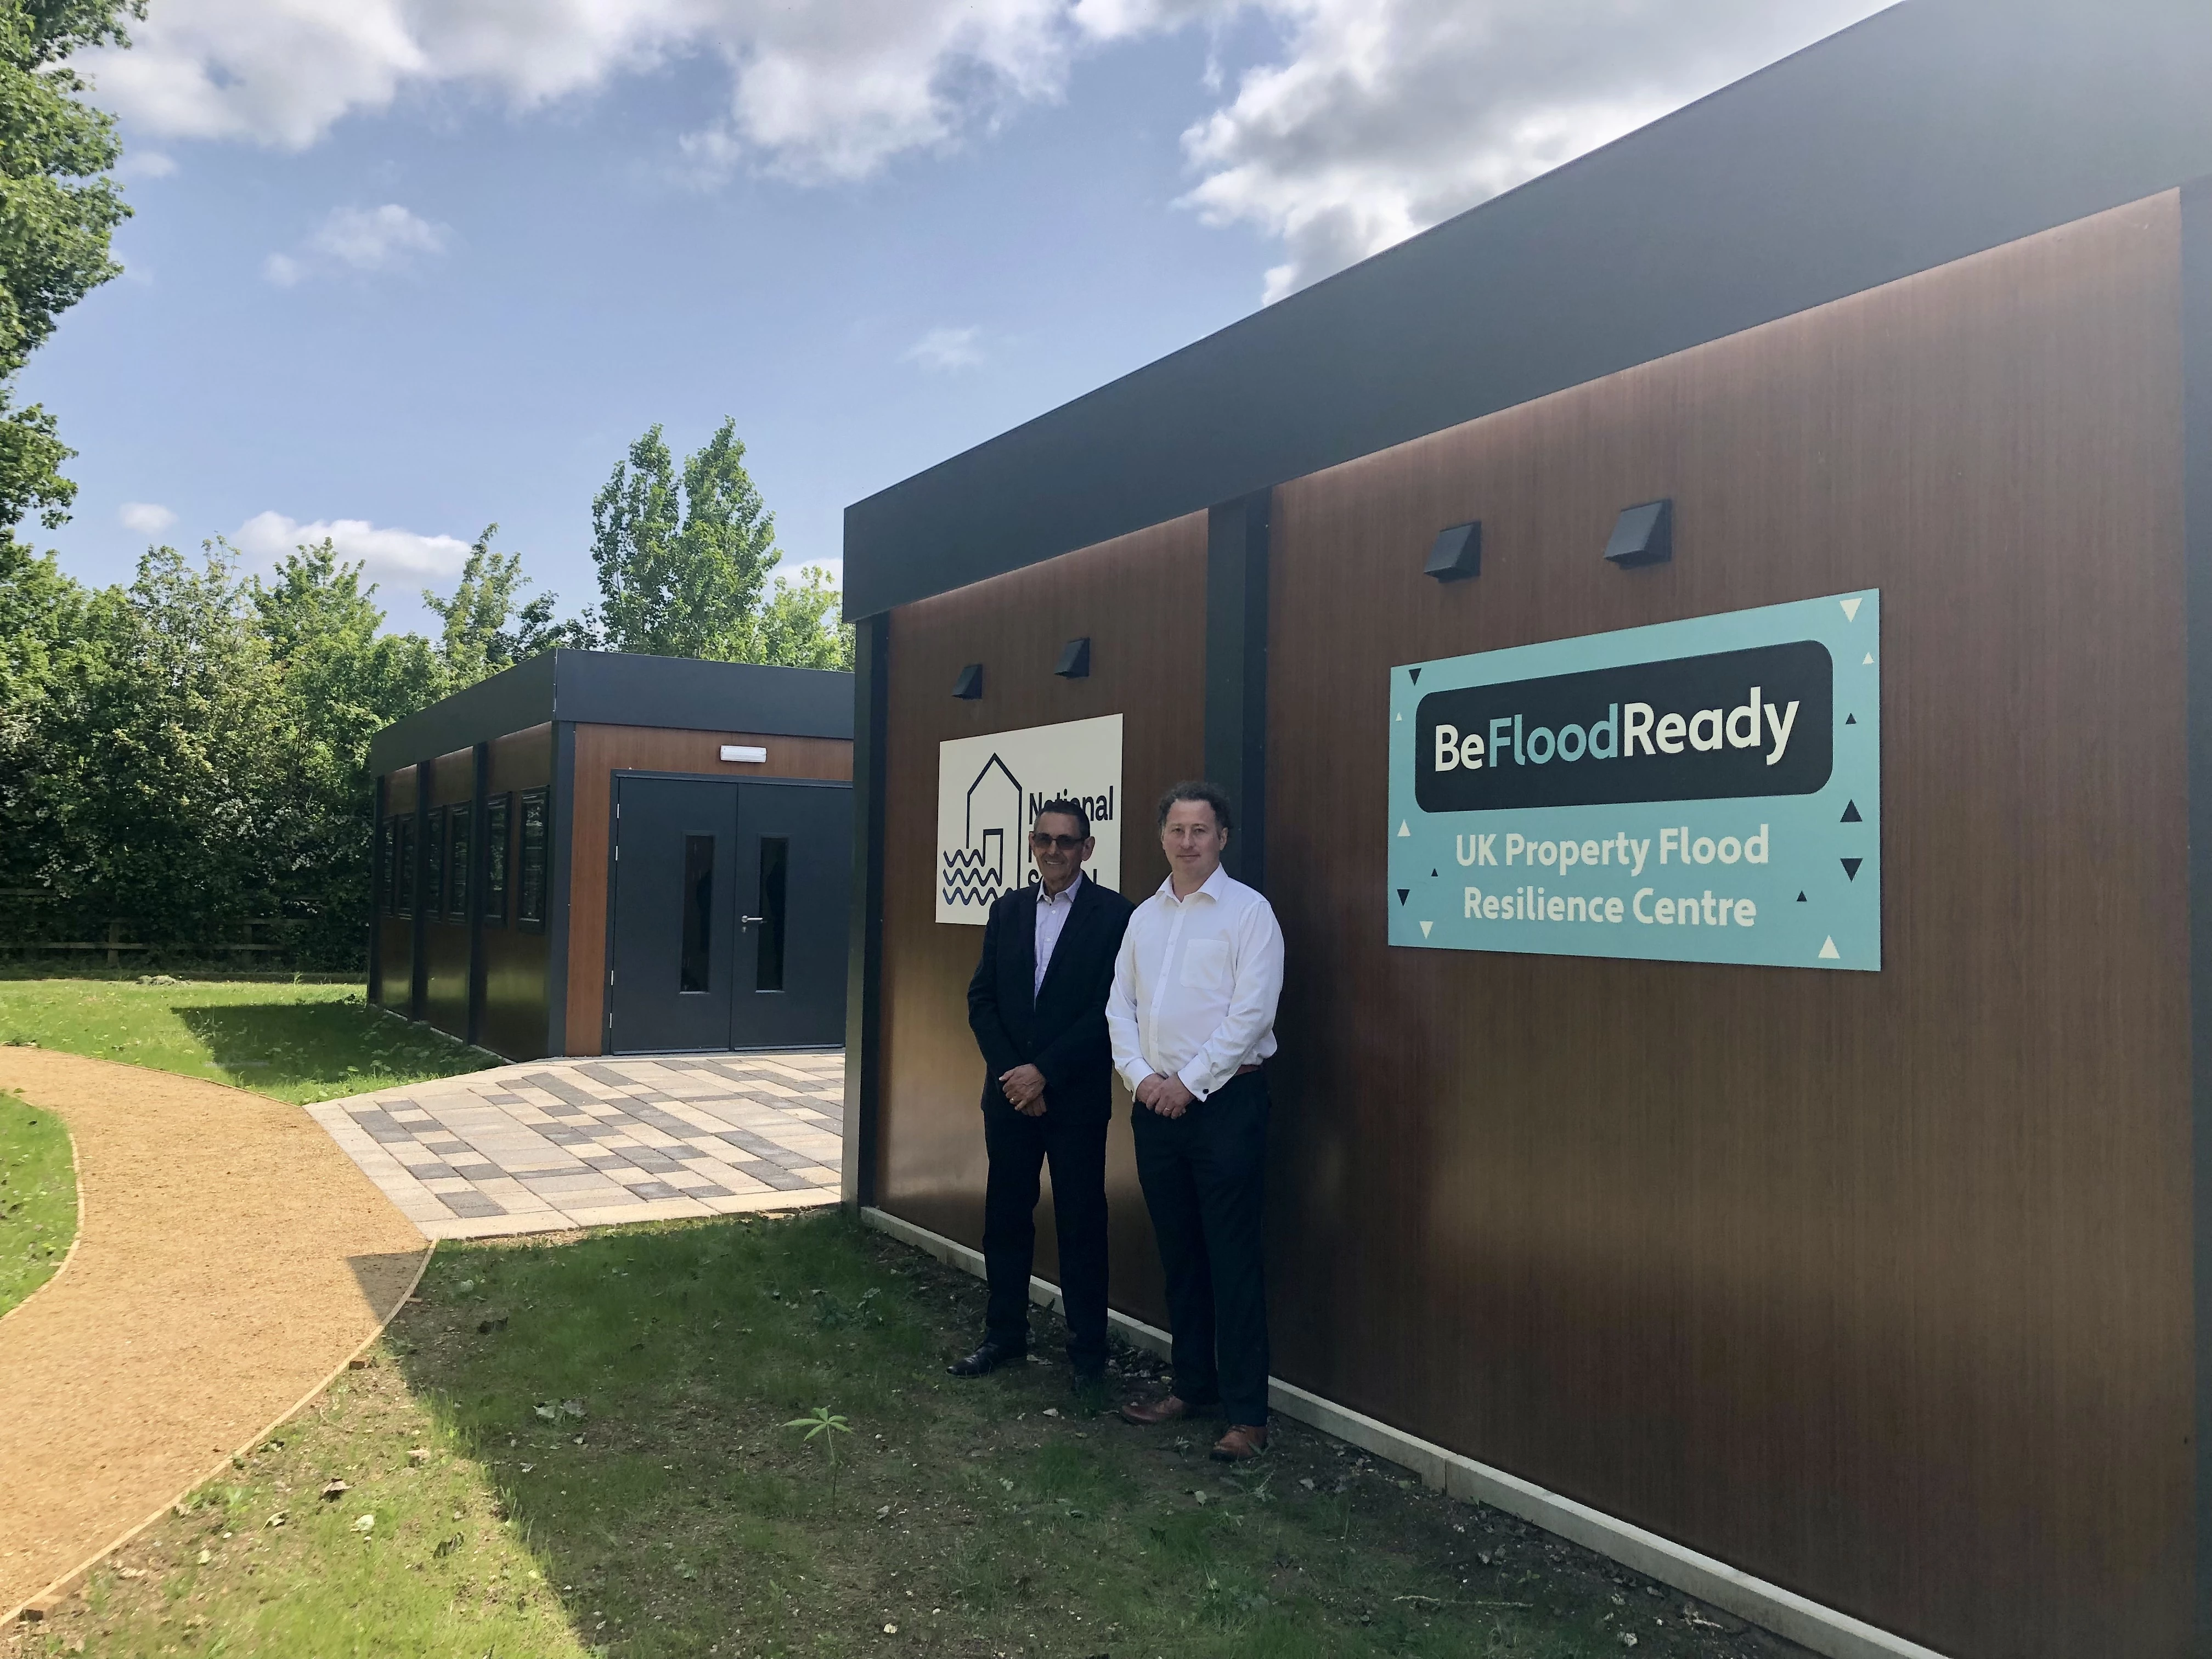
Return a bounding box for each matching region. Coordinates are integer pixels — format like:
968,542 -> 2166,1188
967,875 -> 1135,1118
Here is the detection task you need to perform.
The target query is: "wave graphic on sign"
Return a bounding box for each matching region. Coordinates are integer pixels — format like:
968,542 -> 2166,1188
940,845 -> 1006,909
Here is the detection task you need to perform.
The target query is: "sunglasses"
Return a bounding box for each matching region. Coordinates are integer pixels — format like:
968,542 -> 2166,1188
1030,831 -> 1086,851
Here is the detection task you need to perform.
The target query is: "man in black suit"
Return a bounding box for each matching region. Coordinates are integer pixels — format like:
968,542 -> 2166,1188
952,797 -> 1135,1383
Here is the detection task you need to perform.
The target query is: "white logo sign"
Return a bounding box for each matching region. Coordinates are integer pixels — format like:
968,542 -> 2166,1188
936,714 -> 1123,925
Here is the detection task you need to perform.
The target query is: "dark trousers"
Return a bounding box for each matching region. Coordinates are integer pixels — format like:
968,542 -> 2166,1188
1131,1070 -> 1270,1425
981,1096 -> 1110,1370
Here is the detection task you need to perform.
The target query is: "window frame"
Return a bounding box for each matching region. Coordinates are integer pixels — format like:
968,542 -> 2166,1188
424,805 -> 448,922
396,815 -> 417,919
377,816 -> 397,915
447,805 -> 472,924
482,793 -> 512,928
517,787 -> 550,933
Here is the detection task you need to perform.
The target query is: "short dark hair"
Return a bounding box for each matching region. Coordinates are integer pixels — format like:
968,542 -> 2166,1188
1034,797 -> 1091,839
1156,780 -> 1233,832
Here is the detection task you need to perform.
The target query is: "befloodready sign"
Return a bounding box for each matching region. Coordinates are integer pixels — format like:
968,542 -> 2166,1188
1387,593 -> 1880,970
936,714 -> 1123,926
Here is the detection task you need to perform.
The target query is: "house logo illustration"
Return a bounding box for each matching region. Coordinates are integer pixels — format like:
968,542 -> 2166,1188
940,753 -> 1025,911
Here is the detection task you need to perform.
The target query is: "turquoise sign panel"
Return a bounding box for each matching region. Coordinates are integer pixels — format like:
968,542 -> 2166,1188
1387,591 -> 1880,970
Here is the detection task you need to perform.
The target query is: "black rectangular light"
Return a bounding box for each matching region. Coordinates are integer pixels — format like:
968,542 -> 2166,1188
952,663 -> 983,699
1604,499 -> 1673,568
1424,521 -> 1482,582
1053,637 -> 1091,678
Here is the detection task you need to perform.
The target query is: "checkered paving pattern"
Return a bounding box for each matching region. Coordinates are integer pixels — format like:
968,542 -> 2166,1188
306,1053 -> 844,1241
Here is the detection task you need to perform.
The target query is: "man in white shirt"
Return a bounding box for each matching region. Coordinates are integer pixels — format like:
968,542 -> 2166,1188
1108,780 -> 1284,1461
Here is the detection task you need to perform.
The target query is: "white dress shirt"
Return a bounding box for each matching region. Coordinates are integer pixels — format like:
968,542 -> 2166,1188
1032,871 -> 1083,997
1108,864 -> 1283,1101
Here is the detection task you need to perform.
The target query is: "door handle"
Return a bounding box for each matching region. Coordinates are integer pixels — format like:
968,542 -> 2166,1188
740,915 -> 766,927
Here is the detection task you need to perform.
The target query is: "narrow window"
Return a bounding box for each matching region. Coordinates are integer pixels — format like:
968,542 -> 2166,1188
517,789 -> 549,930
448,809 -> 472,922
397,816 -> 416,918
680,835 -> 715,993
755,836 -> 788,992
482,794 -> 511,926
377,817 -> 396,915
424,807 -> 448,921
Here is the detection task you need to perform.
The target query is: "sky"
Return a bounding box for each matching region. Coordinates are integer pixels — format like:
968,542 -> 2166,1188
23,0 -> 1891,633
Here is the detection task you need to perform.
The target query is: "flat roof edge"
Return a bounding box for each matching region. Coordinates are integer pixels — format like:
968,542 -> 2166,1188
368,651 -> 855,775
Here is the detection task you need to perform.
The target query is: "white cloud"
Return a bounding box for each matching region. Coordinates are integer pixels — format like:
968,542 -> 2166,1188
116,149 -> 179,178
87,1 -> 1891,298
903,325 -> 984,372
264,202 -> 449,285
89,0 -> 1083,181
232,510 -> 472,582
119,501 -> 178,535
1175,0 -> 1894,301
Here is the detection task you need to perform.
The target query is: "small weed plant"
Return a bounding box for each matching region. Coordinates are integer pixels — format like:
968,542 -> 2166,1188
783,1404 -> 853,1503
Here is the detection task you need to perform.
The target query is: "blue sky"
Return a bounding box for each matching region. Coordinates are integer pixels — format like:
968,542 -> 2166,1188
21,0 -> 1886,633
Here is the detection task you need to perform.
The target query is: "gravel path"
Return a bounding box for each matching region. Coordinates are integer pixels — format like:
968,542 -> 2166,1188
0,1051 -> 426,1622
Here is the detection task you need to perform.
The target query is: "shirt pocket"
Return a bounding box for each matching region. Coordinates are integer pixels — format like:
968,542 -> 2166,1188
1179,938 -> 1231,993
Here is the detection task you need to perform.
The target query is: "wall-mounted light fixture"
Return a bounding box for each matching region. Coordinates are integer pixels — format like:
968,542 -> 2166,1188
1053,637 -> 1092,678
718,744 -> 768,764
1604,499 -> 1673,568
1424,521 -> 1482,582
952,663 -> 984,699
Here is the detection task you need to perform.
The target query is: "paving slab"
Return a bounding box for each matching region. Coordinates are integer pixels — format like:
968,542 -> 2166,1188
305,1052 -> 844,1240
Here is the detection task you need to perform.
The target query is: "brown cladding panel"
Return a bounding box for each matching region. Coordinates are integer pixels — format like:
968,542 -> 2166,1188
375,766 -> 417,1009
563,725 -> 855,1056
1262,196 -> 2190,1656
877,514 -> 1209,1328
479,723 -> 553,1060
421,750 -> 476,1037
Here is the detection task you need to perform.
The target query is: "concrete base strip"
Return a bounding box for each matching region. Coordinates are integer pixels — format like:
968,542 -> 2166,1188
859,1204 -> 1949,1659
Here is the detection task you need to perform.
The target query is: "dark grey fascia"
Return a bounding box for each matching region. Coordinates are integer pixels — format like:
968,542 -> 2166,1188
842,0 -> 2212,619
367,650 -> 855,775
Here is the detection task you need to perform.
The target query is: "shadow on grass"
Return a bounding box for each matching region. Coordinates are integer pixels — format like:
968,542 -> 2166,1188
381,1211 -> 1768,1659
172,1000 -> 489,1097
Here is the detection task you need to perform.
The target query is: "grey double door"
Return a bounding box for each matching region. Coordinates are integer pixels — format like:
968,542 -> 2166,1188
608,775 -> 850,1053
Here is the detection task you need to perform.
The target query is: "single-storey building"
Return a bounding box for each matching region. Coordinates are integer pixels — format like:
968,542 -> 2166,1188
834,3 -> 2212,1655
368,650 -> 853,1060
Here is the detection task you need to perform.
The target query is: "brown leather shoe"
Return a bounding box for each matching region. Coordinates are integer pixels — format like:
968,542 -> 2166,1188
1119,1393 -> 1210,1426
1210,1424 -> 1269,1462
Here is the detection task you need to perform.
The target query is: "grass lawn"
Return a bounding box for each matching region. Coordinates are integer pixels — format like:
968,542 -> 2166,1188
0,975 -> 494,1103
11,1211 -> 1789,1659
0,1091 -> 75,1318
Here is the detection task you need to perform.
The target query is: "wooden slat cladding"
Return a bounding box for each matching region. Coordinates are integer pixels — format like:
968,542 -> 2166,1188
878,515 -> 1208,1324
481,724 -> 553,1060
563,725 -> 854,1057
1262,195 -> 2190,1656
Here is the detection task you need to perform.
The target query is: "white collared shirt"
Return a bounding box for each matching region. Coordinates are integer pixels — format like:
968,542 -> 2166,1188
1107,863 -> 1283,1100
1032,871 -> 1083,997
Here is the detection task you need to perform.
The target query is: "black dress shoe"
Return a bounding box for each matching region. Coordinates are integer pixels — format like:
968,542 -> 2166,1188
947,1340 -> 1023,1378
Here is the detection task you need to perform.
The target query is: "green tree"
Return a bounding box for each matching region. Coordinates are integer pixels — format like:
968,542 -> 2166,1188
589,419 -> 788,661
422,522 -> 592,683
22,543 -> 296,949
0,517 -> 589,969
0,0 -> 142,552
0,546 -> 89,895
742,563 -> 854,671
